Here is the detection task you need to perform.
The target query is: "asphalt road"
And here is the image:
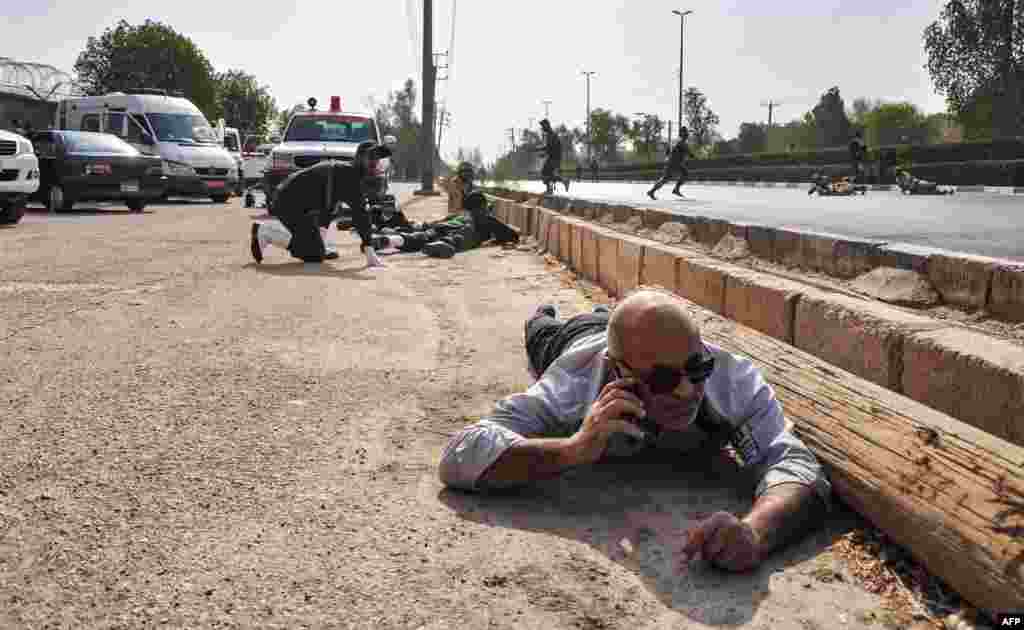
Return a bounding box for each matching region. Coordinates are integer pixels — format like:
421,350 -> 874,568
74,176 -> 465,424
505,180 -> 1024,261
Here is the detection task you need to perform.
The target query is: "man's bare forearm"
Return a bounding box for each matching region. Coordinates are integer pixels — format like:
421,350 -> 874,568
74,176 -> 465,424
477,438 -> 580,488
742,482 -> 826,556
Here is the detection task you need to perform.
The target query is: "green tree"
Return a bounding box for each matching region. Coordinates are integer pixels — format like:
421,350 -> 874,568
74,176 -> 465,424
924,0 -> 1023,138
736,122 -> 768,154
588,108 -> 630,162
862,102 -> 930,146
627,114 -> 664,160
213,69 -> 276,137
367,79 -> 423,179
683,88 -> 720,149
74,19 -> 218,118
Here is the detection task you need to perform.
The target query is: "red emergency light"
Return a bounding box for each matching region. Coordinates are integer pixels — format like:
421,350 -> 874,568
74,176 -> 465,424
330,96 -> 342,112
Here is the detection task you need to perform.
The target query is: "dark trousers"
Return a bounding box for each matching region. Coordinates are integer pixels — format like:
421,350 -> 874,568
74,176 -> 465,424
650,162 -> 687,192
525,312 -> 609,377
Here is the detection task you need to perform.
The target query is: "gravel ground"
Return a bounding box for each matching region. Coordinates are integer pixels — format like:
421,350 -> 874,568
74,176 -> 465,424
0,195 -> 959,629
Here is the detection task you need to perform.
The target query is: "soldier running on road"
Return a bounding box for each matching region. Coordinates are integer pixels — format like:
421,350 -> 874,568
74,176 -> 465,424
647,127 -> 691,200
849,130 -> 867,183
537,119 -> 570,195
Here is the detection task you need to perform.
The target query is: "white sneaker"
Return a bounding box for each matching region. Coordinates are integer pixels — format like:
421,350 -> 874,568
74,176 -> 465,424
365,247 -> 385,269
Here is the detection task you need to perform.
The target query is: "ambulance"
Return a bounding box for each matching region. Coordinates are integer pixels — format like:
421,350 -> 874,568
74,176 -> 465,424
263,96 -> 396,212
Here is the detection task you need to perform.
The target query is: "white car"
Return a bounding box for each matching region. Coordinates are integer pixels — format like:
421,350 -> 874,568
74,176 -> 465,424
0,129 -> 40,224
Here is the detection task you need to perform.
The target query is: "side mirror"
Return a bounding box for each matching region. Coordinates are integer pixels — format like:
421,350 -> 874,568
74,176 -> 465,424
383,134 -> 397,147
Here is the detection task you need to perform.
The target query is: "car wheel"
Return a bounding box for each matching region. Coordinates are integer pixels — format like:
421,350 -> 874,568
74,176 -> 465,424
46,184 -> 67,213
127,199 -> 146,213
211,194 -> 230,204
0,201 -> 24,224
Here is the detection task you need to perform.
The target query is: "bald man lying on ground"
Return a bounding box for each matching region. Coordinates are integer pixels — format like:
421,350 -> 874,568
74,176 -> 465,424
439,288 -> 831,572
250,141 -> 393,267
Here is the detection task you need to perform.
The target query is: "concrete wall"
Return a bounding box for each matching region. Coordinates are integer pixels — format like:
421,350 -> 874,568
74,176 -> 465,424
488,191 -> 1024,448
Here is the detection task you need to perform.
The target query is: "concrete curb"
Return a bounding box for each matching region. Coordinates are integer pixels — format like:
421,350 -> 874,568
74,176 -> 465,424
486,191 -> 1024,447
598,179 -> 1024,194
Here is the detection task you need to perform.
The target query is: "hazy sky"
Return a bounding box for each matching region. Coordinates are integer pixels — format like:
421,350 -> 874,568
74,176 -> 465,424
5,0 -> 948,163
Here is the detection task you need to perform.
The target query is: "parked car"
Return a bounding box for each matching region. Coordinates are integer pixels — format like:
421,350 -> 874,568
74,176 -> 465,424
0,129 -> 40,224
29,130 -> 167,213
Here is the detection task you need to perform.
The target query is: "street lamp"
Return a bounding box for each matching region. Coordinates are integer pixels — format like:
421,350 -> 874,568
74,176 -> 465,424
672,9 -> 693,134
541,100 -> 552,119
581,71 -> 596,162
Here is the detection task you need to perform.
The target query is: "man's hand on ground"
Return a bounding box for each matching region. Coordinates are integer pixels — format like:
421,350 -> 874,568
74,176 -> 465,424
567,377 -> 647,465
678,511 -> 764,573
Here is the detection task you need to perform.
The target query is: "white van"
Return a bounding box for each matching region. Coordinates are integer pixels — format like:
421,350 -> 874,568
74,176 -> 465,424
56,90 -> 239,203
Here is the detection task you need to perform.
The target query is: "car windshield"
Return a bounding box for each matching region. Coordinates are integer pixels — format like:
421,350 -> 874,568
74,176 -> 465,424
223,134 -> 239,151
146,113 -> 218,144
65,132 -> 140,155
284,116 -> 377,143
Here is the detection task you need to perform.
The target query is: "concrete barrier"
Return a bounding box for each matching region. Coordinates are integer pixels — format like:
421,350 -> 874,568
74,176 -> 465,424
533,208 -> 552,249
611,204 -> 634,223
903,328 -> 1024,446
547,214 -> 563,259
569,221 -> 585,272
724,269 -> 807,343
482,189 -> 1024,443
772,228 -> 803,268
641,243 -> 683,292
579,224 -> 600,282
927,253 -> 995,310
746,225 -> 775,261
989,264 -> 1024,322
876,243 -> 931,274
677,256 -> 730,314
795,292 -> 948,390
833,237 -> 885,279
643,208 -> 675,231
594,228 -> 619,294
614,235 -> 646,297
680,216 -> 731,248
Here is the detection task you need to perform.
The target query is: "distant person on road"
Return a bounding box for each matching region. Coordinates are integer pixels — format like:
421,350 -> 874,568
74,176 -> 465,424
576,163 -> 584,182
439,288 -> 830,573
647,127 -> 691,200
896,170 -> 953,195
849,130 -> 867,183
250,141 -> 392,268
590,158 -> 600,182
536,119 -> 570,195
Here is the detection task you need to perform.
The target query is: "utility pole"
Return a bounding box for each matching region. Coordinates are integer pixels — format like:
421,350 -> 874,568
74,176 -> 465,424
416,0 -> 440,196
672,9 -> 693,134
761,99 -> 782,128
437,110 -> 451,156
581,71 -> 595,162
541,99 -> 552,119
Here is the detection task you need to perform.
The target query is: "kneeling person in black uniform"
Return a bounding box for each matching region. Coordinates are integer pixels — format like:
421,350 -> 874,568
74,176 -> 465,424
250,142 -> 392,267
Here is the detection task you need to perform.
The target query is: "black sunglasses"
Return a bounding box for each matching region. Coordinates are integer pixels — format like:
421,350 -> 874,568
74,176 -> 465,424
607,350 -> 715,396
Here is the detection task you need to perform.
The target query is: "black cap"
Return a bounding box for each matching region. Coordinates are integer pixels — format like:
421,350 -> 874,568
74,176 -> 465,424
539,119 -> 551,128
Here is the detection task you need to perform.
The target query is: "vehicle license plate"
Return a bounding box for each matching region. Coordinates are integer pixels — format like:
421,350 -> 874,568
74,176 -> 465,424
121,181 -> 140,193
